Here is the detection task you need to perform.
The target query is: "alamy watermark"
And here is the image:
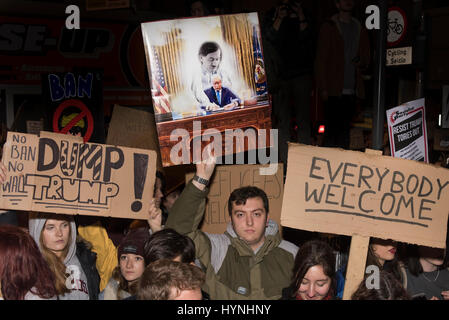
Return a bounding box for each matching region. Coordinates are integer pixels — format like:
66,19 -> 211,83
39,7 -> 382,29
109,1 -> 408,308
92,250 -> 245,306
169,120 -> 279,175
365,265 -> 380,289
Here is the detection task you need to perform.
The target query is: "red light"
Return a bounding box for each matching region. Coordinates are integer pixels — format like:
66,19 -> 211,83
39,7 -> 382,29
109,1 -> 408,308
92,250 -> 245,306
318,125 -> 325,134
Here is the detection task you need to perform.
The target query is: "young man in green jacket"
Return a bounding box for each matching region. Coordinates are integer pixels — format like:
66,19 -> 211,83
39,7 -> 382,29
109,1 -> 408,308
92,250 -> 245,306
165,147 -> 298,299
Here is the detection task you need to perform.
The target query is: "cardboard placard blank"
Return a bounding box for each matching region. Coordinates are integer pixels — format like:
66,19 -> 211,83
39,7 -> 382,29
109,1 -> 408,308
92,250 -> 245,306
187,163 -> 284,234
106,105 -> 163,171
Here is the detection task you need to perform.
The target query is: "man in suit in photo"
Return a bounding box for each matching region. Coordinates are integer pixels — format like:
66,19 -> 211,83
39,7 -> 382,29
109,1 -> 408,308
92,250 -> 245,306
203,75 -> 241,112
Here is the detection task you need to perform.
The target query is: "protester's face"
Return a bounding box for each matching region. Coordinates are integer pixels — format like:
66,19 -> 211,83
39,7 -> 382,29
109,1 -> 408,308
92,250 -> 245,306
419,246 -> 445,267
371,239 -> 397,265
190,1 -> 205,17
153,177 -> 163,209
298,265 -> 331,300
336,0 -> 354,12
230,197 -> 268,250
42,218 -> 70,254
212,77 -> 222,91
170,287 -> 202,300
200,50 -> 221,73
120,253 -> 145,282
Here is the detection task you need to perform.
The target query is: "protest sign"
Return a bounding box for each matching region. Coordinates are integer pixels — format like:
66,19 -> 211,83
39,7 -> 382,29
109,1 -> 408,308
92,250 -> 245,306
282,143 -> 449,247
42,71 -> 105,144
0,131 -> 157,220
386,98 -> 428,162
187,163 -> 283,234
106,105 -> 163,171
141,13 -> 272,167
282,144 -> 449,299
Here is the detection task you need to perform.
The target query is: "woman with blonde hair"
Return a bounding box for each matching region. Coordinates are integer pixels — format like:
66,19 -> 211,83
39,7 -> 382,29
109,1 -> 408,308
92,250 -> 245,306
28,212 -> 100,300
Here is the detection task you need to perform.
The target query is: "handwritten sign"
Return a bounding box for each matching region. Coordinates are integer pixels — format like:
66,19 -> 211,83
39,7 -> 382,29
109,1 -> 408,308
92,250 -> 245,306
0,131 -> 156,219
281,144 -> 449,248
187,163 -> 284,234
43,71 -> 105,143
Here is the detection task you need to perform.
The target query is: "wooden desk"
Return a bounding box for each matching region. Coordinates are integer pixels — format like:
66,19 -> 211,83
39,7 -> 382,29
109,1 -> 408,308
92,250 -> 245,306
156,104 -> 272,166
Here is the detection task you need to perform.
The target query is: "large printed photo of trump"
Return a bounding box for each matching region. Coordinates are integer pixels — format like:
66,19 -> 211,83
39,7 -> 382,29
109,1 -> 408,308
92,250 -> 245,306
141,12 -> 269,122
141,13 -> 272,167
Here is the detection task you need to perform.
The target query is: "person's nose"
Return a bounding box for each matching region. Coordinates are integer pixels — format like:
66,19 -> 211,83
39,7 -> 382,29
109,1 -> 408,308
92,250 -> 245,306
56,227 -> 63,237
246,214 -> 253,226
126,259 -> 133,269
307,284 -> 315,298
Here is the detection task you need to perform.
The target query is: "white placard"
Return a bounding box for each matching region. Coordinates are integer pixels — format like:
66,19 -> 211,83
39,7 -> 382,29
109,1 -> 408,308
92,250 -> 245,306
386,98 -> 428,162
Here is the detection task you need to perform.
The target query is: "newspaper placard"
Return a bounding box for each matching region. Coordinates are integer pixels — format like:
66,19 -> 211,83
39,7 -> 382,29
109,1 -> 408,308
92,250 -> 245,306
0,131 -> 157,220
386,98 -> 428,162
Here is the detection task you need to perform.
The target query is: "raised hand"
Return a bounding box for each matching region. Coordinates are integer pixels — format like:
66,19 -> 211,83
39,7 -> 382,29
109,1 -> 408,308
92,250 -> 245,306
193,143 -> 216,190
147,198 -> 162,232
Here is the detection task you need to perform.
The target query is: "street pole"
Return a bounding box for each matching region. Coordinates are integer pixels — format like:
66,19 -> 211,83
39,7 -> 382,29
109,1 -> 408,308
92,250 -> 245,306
372,0 -> 388,150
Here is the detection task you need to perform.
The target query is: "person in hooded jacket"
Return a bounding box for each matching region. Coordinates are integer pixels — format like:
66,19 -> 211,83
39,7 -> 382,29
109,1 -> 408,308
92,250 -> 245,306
165,145 -> 298,299
28,212 -> 100,300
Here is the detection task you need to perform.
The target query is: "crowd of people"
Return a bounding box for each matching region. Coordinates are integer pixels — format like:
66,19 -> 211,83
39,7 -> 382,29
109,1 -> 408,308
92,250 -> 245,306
0,143 -> 448,301
0,0 -> 448,303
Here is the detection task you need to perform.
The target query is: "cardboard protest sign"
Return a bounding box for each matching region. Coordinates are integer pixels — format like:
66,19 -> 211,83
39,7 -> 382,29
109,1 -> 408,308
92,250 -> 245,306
187,163 -> 283,234
141,13 -> 272,167
106,105 -> 163,171
281,144 -> 449,248
386,98 -> 428,162
42,71 -> 105,144
0,131 -> 156,220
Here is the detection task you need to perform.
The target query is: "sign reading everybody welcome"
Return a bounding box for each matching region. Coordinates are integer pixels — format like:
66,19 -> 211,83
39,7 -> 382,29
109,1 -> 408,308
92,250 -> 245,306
281,144 -> 449,248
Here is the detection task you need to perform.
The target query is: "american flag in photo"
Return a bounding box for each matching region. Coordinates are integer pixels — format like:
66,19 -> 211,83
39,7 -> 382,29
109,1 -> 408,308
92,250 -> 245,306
151,47 -> 171,113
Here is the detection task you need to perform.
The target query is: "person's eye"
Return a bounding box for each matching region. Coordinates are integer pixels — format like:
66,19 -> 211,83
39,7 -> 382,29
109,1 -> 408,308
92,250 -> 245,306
317,281 -> 328,287
136,257 -> 143,261
46,226 -> 54,230
120,256 -> 127,261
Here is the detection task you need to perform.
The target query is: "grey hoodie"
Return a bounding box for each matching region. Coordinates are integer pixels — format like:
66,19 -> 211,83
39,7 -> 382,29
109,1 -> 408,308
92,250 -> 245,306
28,213 -> 90,300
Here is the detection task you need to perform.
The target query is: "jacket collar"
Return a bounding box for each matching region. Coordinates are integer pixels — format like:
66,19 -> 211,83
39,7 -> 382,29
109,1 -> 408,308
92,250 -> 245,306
225,219 -> 281,258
